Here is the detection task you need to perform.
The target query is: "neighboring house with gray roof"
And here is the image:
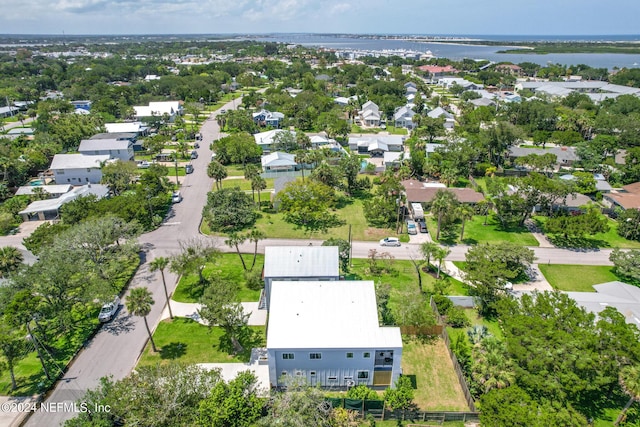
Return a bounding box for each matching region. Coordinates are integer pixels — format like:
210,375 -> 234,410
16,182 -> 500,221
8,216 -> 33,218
78,139 -> 134,161
359,101 -> 381,127
567,281 -> 640,329
261,152 -> 298,172
18,184 -> 109,221
508,146 -> 578,168
50,154 -> 110,184
15,184 -> 72,198
393,106 -> 416,129
349,135 -> 405,156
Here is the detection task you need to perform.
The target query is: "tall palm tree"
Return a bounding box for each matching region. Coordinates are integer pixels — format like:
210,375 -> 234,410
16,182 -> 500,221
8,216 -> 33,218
207,160 -> 227,190
420,242 -> 439,273
247,229 -> 266,271
431,190 -> 457,241
471,337 -> 516,394
433,246 -> 451,279
0,246 -> 23,278
149,257 -> 173,319
251,175 -> 266,209
126,287 -> 157,352
457,204 -> 475,241
616,365 -> 640,426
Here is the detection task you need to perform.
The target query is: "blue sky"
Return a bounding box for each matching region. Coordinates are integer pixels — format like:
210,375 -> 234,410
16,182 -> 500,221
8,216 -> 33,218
1,0 -> 639,35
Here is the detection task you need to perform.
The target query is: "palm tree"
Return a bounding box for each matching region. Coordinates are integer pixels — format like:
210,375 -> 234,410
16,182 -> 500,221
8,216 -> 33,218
457,204 -> 475,241
433,246 -> 451,279
207,161 -> 227,190
251,175 -> 267,209
247,229 -> 266,271
616,365 -> 640,426
294,150 -> 310,182
471,337 -> 516,394
225,232 -> 248,271
149,257 -> 173,320
126,287 -> 157,352
0,246 -> 23,278
431,190 -> 457,241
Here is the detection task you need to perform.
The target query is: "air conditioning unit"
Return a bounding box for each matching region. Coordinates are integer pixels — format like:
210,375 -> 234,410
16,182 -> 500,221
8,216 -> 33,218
346,380 -> 356,387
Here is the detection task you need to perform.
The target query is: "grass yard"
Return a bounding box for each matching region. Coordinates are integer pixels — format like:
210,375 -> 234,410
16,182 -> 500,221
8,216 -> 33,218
401,337 -> 469,411
538,264 -> 620,292
221,177 -> 275,191
427,215 -> 538,246
534,216 -> 640,249
253,196 -> 395,241
173,253 -> 264,303
137,318 -> 266,366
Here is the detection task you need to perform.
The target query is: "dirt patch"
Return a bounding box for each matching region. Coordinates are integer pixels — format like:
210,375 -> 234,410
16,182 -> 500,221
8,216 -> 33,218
365,227 -> 394,239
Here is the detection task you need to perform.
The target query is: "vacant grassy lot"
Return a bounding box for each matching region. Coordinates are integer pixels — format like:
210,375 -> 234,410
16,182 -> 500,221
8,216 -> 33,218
173,253 -> 263,303
427,215 -> 538,246
221,177 -> 275,191
401,337 -> 469,411
538,264 -> 620,292
138,318 -> 266,366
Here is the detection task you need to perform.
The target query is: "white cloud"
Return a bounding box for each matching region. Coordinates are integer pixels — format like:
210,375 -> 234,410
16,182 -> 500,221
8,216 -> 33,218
329,3 -> 351,15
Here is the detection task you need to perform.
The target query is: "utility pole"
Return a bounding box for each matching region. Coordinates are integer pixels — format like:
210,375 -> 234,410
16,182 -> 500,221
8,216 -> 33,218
27,321 -> 51,380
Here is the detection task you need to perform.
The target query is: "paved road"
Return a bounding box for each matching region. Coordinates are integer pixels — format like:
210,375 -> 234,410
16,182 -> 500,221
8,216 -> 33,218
23,101 -> 233,427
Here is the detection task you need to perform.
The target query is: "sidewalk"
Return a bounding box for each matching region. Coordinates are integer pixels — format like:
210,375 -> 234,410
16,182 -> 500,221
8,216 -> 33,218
161,300 -> 267,326
524,219 -> 555,248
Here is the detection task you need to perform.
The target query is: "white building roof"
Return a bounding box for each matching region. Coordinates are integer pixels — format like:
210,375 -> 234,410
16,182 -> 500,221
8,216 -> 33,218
79,139 -> 131,151
133,101 -> 181,117
567,281 -> 640,328
50,154 -> 110,170
261,152 -> 297,168
254,129 -> 293,147
267,280 -> 402,349
105,122 -> 147,133
264,246 -> 339,278
383,151 -> 406,163
15,184 -> 72,196
427,107 -> 453,119
19,184 -> 109,215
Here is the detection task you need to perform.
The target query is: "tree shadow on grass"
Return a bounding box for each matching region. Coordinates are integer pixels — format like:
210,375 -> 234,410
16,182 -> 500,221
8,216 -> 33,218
159,342 -> 188,360
218,327 -> 266,363
547,235 -> 607,250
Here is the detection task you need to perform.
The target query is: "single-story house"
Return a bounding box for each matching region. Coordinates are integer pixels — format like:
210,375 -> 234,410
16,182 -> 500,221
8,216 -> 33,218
18,184 -> 109,221
402,180 -> 484,205
393,106 -> 416,129
507,146 -> 578,168
6,127 -> 34,140
0,106 -> 19,118
349,135 -> 405,156
253,129 -> 295,154
425,143 -> 444,157
70,100 -> 92,111
567,281 -> 640,328
267,280 -> 403,389
604,182 -> 640,210
50,154 -> 110,185
383,151 -> 409,170
133,101 -> 182,121
104,122 -> 149,136
15,184 -> 73,198
261,152 -> 298,172
262,246 -> 340,310
253,110 -> 285,128
79,139 -> 134,161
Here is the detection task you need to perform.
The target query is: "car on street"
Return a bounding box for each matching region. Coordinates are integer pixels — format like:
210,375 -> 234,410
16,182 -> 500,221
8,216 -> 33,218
137,161 -> 150,169
221,109 -> 227,114
379,237 -> 401,247
407,220 -> 417,235
185,164 -> 194,174
190,150 -> 198,159
172,191 -> 182,203
416,219 -> 428,233
194,142 -> 200,149
98,296 -> 120,322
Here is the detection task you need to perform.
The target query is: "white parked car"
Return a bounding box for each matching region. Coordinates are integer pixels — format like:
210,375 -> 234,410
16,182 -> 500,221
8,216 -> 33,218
172,191 -> 182,203
137,161 -> 150,169
379,237 -> 401,247
98,296 -> 120,322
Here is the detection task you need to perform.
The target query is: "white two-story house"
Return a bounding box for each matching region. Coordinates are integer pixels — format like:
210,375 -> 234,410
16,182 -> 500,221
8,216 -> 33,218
267,280 -> 403,389
50,154 -> 110,185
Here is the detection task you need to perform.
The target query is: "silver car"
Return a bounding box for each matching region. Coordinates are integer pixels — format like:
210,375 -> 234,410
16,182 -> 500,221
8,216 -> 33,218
379,237 -> 401,247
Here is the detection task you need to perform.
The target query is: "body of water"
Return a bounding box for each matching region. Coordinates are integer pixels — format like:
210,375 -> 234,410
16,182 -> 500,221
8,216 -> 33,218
255,34 -> 640,69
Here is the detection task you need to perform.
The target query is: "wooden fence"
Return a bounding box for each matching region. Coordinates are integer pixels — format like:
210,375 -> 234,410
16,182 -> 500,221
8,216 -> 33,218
430,297 -> 477,412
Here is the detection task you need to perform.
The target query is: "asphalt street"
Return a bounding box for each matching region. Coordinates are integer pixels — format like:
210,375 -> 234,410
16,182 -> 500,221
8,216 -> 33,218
23,100 -> 230,427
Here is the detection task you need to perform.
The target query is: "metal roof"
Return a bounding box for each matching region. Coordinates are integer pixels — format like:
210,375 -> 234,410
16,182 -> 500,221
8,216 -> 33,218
567,281 -> 640,328
50,154 -> 110,170
261,152 -> 297,168
79,139 -> 132,151
19,184 -> 109,215
267,280 -> 402,349
263,246 -> 339,279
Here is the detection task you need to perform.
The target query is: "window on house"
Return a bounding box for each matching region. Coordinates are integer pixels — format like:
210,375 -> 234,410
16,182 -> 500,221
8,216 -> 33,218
346,352 -> 354,359
328,376 -> 338,381
310,371 -> 316,376
363,352 -> 371,358
309,353 -> 322,360
295,371 -> 303,376
358,371 -> 369,379
282,353 -> 294,360
281,371 -> 287,377
58,170 -> 64,174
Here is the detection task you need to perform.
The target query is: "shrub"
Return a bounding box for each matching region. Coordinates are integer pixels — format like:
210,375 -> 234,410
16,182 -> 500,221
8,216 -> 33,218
446,306 -> 471,328
346,384 -> 378,400
432,294 -> 453,314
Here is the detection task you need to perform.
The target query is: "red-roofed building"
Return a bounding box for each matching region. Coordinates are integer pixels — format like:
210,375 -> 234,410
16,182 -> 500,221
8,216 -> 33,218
495,64 -> 523,76
418,65 -> 459,80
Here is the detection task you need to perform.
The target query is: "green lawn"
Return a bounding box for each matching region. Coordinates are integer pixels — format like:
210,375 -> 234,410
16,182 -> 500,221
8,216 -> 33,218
401,337 -> 470,411
173,253 -> 263,303
137,318 -> 266,366
534,216 -> 640,249
428,215 -> 538,246
221,177 -> 275,191
538,264 -> 620,292
253,196 -> 396,241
